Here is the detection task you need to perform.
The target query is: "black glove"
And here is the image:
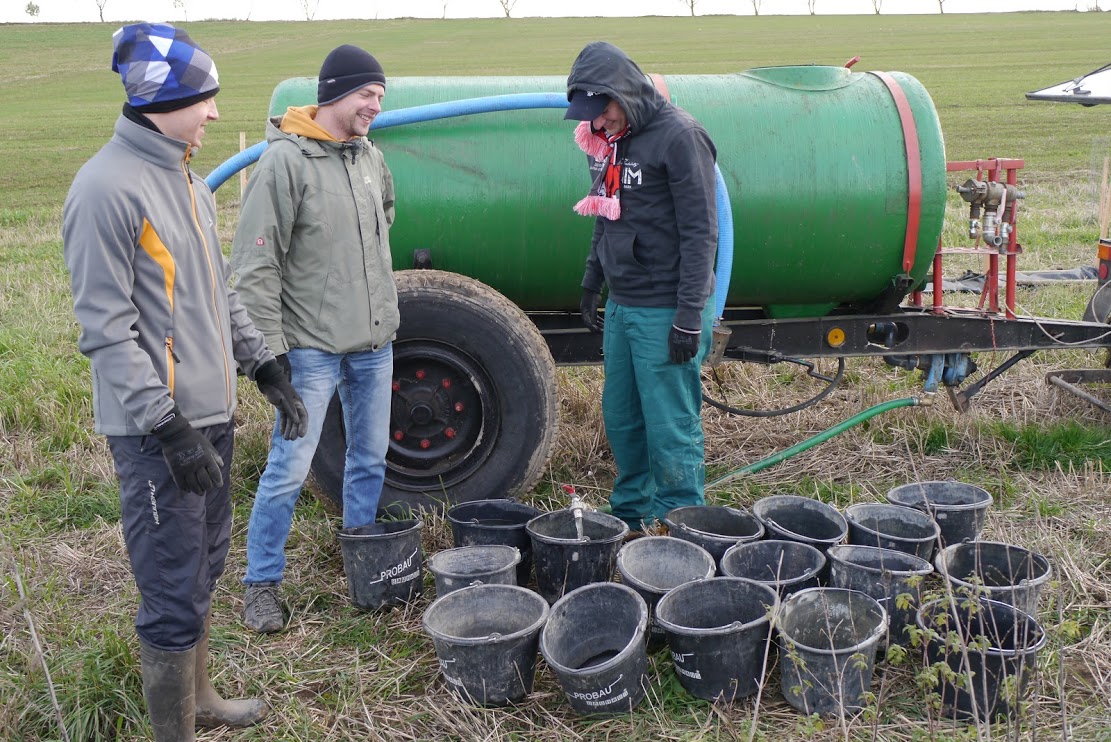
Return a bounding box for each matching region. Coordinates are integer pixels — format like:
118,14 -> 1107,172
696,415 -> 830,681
255,358 -> 309,440
274,352 -> 292,376
580,290 -> 604,333
668,325 -> 701,364
151,406 -> 224,494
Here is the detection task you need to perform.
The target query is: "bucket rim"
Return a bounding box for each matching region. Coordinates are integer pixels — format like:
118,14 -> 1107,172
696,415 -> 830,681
753,495 -> 848,544
826,544 -> 934,577
539,582 -> 648,677
615,536 -> 716,594
655,576 -> 780,636
778,587 -> 889,656
337,518 -> 423,540
525,509 -> 629,544
662,506 -> 765,542
934,541 -> 1053,589
428,544 -> 523,580
422,583 -> 549,645
720,539 -> 827,586
915,596 -> 1048,657
446,498 -> 542,529
886,481 -> 993,511
844,502 -> 941,545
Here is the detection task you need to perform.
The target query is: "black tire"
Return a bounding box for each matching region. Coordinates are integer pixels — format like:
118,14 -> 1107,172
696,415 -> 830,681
310,270 -> 559,516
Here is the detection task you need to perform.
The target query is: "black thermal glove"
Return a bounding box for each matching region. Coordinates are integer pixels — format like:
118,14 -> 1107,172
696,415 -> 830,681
151,406 -> 224,494
668,325 -> 701,364
274,352 -> 292,376
255,357 -> 309,440
580,290 -> 604,333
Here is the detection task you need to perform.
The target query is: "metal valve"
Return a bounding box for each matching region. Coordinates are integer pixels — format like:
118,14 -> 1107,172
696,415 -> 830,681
956,178 -> 1025,245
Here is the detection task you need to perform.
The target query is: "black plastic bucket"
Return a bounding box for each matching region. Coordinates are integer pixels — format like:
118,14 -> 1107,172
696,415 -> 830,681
844,502 -> 941,561
719,539 -> 826,597
616,536 -> 716,650
422,584 -> 549,706
526,510 -> 628,604
427,544 -> 521,598
827,544 -> 933,647
777,587 -> 888,716
752,495 -> 847,554
934,541 -> 1052,618
885,481 -> 992,547
662,505 -> 765,567
337,519 -> 423,610
917,596 -> 1046,722
540,582 -> 649,715
655,577 -> 779,702
447,499 -> 541,585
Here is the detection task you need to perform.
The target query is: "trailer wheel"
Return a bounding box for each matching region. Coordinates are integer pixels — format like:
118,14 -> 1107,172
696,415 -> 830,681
310,270 -> 558,515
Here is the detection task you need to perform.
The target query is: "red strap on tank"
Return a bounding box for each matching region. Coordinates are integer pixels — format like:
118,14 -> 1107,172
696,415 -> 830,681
869,71 -> 922,276
648,73 -> 671,102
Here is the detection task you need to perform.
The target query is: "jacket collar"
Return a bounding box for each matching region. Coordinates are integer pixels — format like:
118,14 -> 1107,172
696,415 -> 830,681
112,113 -> 192,170
266,113 -> 371,159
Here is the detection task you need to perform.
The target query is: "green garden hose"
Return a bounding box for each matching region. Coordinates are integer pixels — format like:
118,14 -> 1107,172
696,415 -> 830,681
706,397 -> 922,491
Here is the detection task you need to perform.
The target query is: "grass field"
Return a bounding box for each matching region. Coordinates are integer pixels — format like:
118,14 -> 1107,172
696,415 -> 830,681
2,13 -> 1111,742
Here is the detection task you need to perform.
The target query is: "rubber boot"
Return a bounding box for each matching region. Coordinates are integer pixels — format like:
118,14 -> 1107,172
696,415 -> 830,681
194,612 -> 268,728
139,640 -> 196,742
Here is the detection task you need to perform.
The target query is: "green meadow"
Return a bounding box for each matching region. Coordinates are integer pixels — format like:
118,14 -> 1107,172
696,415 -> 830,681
2,14 -> 1110,741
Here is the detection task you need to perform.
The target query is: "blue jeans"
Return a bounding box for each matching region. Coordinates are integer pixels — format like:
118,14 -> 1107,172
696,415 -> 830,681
602,301 -> 714,530
245,345 -> 393,585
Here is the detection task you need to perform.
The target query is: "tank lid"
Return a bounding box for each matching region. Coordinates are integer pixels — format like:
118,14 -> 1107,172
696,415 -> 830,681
741,65 -> 858,92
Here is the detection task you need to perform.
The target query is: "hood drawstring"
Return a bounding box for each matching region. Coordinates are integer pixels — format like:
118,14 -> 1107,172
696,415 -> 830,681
340,142 -> 360,165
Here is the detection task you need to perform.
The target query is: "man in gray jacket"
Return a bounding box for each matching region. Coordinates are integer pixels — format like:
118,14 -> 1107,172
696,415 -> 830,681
63,23 -> 307,740
231,44 -> 400,633
565,41 -> 718,537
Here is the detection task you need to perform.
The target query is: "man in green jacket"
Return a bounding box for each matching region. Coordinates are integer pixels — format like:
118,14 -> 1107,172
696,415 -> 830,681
63,23 -> 307,739
231,44 -> 400,633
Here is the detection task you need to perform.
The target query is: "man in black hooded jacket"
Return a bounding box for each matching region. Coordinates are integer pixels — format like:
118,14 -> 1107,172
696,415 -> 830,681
565,41 -> 718,536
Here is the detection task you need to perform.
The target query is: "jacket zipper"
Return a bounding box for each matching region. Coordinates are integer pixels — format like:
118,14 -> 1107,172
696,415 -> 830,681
165,334 -> 177,396
181,150 -> 233,408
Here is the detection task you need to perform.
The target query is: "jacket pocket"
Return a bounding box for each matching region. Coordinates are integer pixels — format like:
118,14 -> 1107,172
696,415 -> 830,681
598,229 -> 653,293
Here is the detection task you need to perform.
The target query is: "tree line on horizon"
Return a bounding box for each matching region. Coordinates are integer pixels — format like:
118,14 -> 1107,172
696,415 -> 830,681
21,0 -> 1105,24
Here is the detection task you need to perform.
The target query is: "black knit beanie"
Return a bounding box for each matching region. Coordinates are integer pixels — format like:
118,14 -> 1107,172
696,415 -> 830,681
317,45 -> 386,105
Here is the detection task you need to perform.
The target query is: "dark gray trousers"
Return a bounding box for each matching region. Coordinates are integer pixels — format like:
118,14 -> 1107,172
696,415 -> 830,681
107,422 -> 234,651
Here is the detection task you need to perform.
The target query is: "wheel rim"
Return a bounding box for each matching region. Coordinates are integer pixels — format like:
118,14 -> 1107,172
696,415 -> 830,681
386,340 -> 500,491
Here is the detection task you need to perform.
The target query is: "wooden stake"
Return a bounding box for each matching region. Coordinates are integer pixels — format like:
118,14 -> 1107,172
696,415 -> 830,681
238,131 -> 247,198
1100,155 -> 1110,240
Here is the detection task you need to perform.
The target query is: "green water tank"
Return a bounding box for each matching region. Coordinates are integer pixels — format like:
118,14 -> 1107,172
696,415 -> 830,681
267,66 -> 945,319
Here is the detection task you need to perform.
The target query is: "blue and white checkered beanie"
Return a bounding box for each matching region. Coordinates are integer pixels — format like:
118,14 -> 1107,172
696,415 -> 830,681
111,23 -> 219,113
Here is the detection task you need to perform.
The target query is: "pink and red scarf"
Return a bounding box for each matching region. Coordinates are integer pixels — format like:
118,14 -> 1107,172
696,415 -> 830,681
573,121 -> 630,221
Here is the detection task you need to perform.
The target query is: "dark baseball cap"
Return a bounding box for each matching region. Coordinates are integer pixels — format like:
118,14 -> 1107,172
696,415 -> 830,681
564,89 -> 611,121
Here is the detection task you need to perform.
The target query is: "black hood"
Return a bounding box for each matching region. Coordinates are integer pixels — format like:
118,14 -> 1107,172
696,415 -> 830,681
566,41 -> 664,133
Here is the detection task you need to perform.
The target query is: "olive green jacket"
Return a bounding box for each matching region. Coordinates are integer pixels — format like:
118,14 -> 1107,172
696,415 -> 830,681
231,106 -> 400,356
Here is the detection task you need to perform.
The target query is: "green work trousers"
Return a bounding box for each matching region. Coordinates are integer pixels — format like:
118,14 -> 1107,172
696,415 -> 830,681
602,300 -> 714,530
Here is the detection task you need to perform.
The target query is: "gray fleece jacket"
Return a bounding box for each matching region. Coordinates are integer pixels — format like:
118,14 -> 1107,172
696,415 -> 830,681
63,113 -> 274,436
568,41 -> 718,330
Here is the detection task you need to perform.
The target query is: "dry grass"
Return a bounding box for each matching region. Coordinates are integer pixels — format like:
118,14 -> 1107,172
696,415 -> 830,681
11,348 -> 1110,740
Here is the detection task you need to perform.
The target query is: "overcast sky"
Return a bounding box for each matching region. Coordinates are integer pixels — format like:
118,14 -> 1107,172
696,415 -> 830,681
3,0 -> 1090,23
